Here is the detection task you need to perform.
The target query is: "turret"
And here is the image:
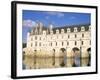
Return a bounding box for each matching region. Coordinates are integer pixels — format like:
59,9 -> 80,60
39,22 -> 43,34
49,24 -> 53,31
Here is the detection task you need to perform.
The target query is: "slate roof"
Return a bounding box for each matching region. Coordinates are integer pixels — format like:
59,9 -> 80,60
52,24 -> 90,34
30,24 -> 90,35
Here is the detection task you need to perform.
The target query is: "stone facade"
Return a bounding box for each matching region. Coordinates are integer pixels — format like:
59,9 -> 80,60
25,22 -> 91,57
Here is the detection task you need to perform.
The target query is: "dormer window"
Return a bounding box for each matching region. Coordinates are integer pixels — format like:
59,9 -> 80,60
43,31 -> 46,35
61,29 -> 64,33
67,28 -> 70,33
89,26 -> 91,31
56,29 -> 59,34
50,30 -> 53,34
81,26 -> 85,31
74,27 -> 77,32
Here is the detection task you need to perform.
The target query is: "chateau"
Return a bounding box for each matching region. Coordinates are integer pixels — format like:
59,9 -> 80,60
25,22 -> 91,57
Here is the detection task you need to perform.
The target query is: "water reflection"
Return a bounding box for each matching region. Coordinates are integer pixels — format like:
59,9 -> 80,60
23,55 -> 90,69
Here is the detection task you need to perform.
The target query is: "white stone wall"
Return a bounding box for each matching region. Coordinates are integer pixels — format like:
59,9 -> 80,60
26,26 -> 91,57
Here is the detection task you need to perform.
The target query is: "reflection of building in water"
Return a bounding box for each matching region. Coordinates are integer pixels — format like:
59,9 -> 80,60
24,21 -> 91,58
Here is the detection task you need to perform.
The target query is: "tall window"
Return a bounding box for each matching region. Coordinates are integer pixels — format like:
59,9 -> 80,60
81,41 -> 84,45
68,35 -> 70,38
75,41 -> 77,45
90,40 -> 91,45
75,34 -> 77,38
62,42 -> 64,46
51,42 -> 52,46
82,33 -> 84,38
35,36 -> 37,40
56,42 -> 57,46
67,41 -> 69,46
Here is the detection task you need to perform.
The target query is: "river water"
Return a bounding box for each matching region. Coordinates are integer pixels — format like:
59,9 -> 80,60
23,55 -> 90,69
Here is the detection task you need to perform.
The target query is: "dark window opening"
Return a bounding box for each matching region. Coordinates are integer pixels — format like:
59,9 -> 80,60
35,36 -> 37,40
62,42 -> 64,46
75,34 -> 77,38
81,41 -> 84,45
82,33 -> 84,38
75,41 -> 77,45
68,35 -> 70,38
56,42 -> 57,46
67,42 -> 69,46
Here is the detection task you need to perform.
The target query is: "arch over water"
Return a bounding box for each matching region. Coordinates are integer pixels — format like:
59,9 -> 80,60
72,47 -> 80,56
72,47 -> 80,67
87,48 -> 91,52
72,47 -> 79,52
59,48 -> 66,67
87,47 -> 91,66
52,49 -> 55,66
34,50 -> 37,52
52,49 -> 55,52
60,48 -> 66,53
87,47 -> 91,56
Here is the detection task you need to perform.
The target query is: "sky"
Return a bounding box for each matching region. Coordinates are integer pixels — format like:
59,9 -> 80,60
22,10 -> 91,43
